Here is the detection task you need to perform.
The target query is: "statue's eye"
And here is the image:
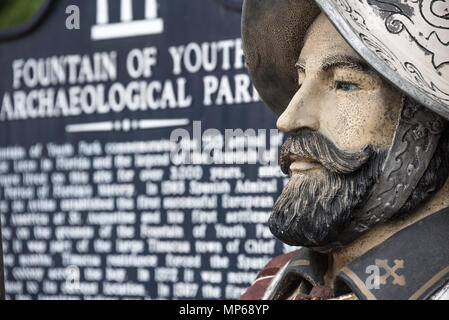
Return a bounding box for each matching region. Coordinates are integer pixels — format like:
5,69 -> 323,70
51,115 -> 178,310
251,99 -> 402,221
336,81 -> 360,92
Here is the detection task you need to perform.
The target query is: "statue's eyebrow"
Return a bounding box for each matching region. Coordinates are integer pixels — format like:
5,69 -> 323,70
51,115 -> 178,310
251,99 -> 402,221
295,58 -> 306,72
321,55 -> 371,72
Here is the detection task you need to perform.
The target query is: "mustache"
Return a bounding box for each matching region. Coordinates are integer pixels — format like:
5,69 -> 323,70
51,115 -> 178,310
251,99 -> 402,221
280,130 -> 375,174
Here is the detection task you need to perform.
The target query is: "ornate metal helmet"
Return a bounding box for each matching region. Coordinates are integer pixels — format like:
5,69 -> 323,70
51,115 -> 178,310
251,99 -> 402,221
242,0 -> 449,118
242,0 -> 449,251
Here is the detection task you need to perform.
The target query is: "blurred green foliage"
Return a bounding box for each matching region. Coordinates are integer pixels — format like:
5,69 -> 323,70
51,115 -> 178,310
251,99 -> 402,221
0,0 -> 45,30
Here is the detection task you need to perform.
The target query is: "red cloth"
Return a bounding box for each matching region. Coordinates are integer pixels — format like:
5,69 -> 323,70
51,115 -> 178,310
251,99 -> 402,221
294,286 -> 334,300
239,251 -> 298,300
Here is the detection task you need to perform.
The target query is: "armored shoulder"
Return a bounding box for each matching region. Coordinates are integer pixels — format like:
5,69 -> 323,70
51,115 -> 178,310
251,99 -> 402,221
240,251 -> 298,300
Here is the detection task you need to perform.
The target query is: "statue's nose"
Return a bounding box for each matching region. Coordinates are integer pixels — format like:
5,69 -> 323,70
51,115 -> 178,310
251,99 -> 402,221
276,85 -> 320,133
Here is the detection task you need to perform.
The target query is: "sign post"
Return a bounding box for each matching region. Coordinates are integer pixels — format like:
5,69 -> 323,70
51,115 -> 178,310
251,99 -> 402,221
0,216 -> 4,300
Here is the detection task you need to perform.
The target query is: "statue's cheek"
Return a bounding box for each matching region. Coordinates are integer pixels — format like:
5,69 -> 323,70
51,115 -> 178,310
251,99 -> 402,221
320,91 -> 401,151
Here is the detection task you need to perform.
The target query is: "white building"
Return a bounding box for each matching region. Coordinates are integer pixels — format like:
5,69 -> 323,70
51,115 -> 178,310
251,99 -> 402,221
91,0 -> 164,41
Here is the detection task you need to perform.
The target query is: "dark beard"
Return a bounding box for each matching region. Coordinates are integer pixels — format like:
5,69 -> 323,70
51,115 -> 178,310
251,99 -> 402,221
270,130 -> 387,249
271,127 -> 449,251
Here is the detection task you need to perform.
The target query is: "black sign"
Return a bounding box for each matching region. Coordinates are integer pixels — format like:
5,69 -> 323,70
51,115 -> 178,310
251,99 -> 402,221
0,0 -> 293,299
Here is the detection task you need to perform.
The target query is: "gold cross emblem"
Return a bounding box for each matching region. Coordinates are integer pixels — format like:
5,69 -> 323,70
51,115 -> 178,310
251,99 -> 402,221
375,259 -> 406,286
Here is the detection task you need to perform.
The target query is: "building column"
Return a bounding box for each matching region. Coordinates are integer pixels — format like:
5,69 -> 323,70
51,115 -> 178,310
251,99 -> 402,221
121,0 -> 133,22
96,0 -> 109,25
145,0 -> 158,19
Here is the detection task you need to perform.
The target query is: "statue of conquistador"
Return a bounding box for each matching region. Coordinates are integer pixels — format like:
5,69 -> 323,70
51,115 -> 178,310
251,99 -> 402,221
240,0 -> 449,300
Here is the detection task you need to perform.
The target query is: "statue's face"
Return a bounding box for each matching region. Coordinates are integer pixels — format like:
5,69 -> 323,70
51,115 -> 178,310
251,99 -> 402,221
269,14 -> 403,250
277,13 -> 402,151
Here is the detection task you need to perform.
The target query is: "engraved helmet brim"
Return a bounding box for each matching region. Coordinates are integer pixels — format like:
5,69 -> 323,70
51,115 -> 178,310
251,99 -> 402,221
242,0 -> 449,119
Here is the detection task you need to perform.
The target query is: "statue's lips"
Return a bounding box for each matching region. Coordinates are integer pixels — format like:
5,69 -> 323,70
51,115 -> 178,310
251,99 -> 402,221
289,155 -> 323,174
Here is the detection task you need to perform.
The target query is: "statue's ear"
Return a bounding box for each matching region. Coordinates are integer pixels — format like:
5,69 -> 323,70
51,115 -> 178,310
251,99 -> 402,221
242,0 -> 320,116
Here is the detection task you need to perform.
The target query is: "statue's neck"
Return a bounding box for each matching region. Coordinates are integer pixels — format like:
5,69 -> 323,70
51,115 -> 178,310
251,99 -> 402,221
324,178 -> 449,287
